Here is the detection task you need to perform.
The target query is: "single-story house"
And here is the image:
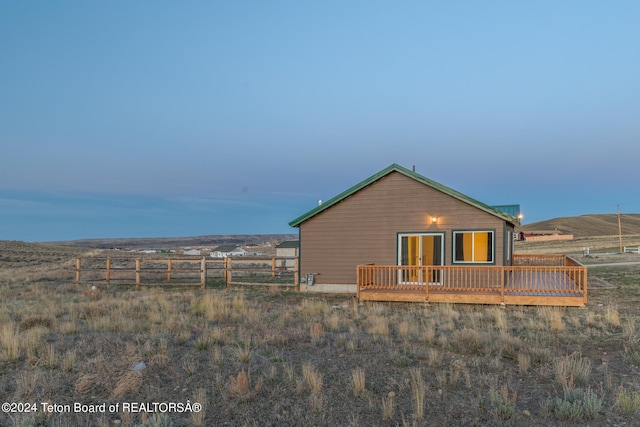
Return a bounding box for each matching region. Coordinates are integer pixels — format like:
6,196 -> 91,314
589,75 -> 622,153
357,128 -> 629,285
275,240 -> 300,270
289,163 -> 519,293
210,245 -> 248,258
276,240 -> 300,257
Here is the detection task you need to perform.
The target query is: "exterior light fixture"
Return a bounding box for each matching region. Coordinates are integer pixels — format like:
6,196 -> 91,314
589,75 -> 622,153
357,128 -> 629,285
431,216 -> 438,224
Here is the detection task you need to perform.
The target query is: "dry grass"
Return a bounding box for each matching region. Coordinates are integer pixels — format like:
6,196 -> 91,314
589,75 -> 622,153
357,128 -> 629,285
554,353 -> 593,386
1,240 -> 640,426
614,386 -> 640,414
302,362 -> 323,393
227,369 -> 262,402
351,367 -> 366,396
381,391 -> 395,421
409,367 -> 426,421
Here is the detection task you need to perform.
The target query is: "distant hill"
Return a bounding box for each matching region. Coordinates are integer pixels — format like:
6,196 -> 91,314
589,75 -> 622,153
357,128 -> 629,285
48,234 -> 298,250
518,214 -> 640,238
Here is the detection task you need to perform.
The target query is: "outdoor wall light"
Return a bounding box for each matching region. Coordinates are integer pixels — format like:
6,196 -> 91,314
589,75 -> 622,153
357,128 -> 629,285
431,216 -> 438,224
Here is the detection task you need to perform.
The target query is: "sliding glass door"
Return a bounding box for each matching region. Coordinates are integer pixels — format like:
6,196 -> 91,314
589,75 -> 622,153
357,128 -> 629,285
398,233 -> 444,284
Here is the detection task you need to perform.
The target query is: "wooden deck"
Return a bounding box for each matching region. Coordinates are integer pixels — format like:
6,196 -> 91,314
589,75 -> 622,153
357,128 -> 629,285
357,255 -> 587,306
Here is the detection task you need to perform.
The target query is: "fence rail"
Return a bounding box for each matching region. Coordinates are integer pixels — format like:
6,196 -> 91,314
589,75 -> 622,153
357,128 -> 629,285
74,256 -> 298,289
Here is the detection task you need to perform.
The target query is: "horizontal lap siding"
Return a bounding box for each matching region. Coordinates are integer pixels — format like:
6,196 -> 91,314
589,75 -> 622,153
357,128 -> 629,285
300,172 -> 507,285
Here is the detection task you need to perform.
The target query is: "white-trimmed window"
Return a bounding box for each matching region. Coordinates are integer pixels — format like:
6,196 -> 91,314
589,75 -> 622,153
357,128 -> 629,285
453,230 -> 494,263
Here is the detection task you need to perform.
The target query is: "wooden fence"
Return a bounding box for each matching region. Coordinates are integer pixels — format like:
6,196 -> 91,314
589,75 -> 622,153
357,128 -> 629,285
74,256 -> 298,289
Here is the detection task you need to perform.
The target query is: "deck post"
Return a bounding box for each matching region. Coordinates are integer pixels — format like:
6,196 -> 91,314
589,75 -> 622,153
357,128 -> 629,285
424,266 -> 429,300
500,266 -> 505,304
75,258 -> 81,284
356,265 -> 361,300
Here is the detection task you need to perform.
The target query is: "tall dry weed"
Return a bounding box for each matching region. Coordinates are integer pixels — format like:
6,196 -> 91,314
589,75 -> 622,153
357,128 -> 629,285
381,391 -> 395,421
112,370 -> 143,398
409,367 -> 426,421
227,369 -> 262,402
614,386 -> 640,414
310,322 -> 326,345
0,322 -> 19,362
302,363 -> 323,393
191,388 -> 207,427
367,315 -> 389,339
541,307 -> 564,332
604,306 -> 621,328
352,367 -> 366,396
554,353 -> 592,386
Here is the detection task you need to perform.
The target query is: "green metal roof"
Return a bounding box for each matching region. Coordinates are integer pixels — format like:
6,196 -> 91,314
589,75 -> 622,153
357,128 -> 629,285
492,204 -> 522,218
288,163 -> 519,227
276,240 -> 300,248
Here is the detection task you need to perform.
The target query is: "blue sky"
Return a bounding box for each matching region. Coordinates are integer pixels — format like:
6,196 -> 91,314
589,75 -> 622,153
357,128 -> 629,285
2,1 -> 639,241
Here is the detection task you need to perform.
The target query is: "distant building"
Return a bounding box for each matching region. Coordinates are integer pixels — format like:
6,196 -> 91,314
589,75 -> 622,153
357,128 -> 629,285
210,245 -> 248,258
276,240 -> 300,270
522,230 -> 574,242
183,249 -> 201,256
275,240 -> 300,258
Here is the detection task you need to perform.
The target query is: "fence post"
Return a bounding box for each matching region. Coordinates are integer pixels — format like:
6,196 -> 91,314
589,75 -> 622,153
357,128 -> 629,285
226,257 -> 232,288
167,258 -> 172,283
294,258 -> 299,291
272,258 -> 276,279
106,258 -> 111,285
75,258 -> 81,284
583,267 -> 588,305
135,259 -> 141,288
200,257 -> 206,290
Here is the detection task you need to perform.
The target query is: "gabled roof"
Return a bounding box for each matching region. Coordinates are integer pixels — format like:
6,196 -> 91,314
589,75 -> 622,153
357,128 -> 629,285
289,163 -> 519,228
212,245 -> 245,252
492,204 -> 522,218
276,240 -> 300,249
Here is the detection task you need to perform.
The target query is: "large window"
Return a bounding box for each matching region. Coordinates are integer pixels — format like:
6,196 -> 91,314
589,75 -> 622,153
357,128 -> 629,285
453,230 -> 494,263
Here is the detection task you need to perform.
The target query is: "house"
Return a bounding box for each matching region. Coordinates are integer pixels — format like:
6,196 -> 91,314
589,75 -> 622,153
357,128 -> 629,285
210,245 -> 248,258
276,240 -> 300,270
289,164 -> 587,306
276,240 -> 300,257
289,163 -> 520,293
183,249 -> 201,256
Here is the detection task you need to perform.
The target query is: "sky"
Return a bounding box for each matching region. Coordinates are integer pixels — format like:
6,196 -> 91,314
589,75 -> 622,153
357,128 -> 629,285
1,1 -> 639,242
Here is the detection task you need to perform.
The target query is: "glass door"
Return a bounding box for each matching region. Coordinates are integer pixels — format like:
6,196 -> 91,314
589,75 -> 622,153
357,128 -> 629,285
398,233 -> 444,284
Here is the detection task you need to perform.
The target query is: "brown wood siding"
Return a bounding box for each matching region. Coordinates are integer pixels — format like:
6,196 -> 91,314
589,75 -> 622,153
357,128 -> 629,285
299,172 -> 509,285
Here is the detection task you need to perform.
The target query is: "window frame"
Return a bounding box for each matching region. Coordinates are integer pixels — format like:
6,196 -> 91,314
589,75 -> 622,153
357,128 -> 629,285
452,229 -> 496,265
396,232 -> 445,285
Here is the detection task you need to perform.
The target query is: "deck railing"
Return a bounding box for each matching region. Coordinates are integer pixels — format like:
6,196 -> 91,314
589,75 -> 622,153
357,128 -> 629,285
512,253 -> 565,266
357,255 -> 587,305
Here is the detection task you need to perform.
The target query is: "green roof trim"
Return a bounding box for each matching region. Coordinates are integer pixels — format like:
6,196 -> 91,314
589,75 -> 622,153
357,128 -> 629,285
288,164 -> 519,228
